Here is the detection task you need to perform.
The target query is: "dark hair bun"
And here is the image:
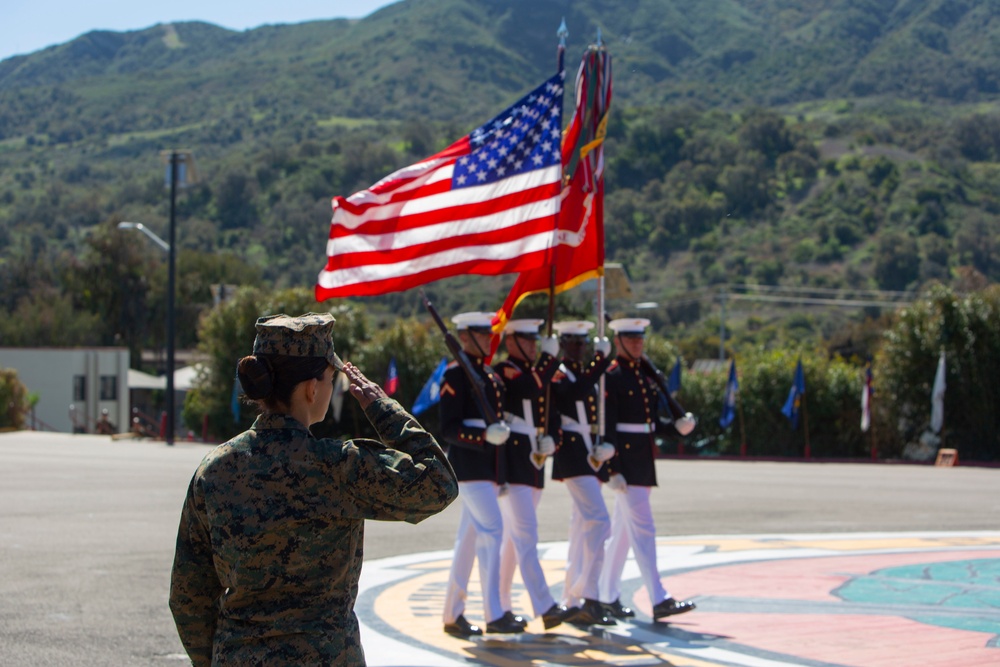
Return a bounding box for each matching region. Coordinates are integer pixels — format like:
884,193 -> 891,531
237,355 -> 274,400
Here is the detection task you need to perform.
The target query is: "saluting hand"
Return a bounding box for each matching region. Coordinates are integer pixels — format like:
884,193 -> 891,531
343,362 -> 388,410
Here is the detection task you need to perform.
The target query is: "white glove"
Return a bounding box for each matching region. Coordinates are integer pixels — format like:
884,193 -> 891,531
485,421 -> 511,445
540,334 -> 559,357
592,442 -> 616,462
537,435 -> 556,456
607,473 -> 627,493
593,337 -> 611,356
675,412 -> 696,436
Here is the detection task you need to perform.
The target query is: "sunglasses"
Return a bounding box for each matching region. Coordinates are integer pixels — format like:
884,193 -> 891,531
618,332 -> 645,340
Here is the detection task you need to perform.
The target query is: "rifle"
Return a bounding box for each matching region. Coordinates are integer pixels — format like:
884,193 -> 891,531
421,291 -> 509,440
639,355 -> 696,434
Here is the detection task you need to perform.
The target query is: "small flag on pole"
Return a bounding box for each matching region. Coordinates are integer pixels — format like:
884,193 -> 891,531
667,359 -> 682,394
231,377 -> 241,424
861,361 -> 873,432
412,357 -> 449,415
931,350 -> 946,433
720,359 -> 738,428
385,357 -> 399,396
781,358 -> 806,429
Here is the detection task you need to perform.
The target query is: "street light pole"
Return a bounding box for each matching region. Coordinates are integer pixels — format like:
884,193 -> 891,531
165,152 -> 178,446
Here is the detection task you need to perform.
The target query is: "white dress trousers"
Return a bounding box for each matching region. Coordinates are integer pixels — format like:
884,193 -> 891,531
561,475 -> 611,606
443,480 -> 505,625
598,484 -> 669,606
498,484 -> 556,616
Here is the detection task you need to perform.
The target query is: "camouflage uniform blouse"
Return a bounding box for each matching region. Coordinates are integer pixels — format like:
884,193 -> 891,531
169,398 -> 458,666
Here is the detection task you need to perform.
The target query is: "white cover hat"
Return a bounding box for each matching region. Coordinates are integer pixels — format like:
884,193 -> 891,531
504,318 -> 544,335
451,312 -> 495,330
608,317 -> 650,334
554,320 -> 595,336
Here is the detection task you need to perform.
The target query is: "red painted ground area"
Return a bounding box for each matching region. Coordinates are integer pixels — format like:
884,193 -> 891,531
669,549 -> 1000,601
652,549 -> 1000,667
681,612 -> 997,667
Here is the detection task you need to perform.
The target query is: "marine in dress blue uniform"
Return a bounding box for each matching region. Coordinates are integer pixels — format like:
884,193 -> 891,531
495,319 -> 572,629
550,320 -> 616,625
439,312 -> 524,636
597,318 -> 697,621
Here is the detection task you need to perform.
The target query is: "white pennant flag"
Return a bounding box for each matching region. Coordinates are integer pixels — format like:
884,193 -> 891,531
930,350 -> 946,434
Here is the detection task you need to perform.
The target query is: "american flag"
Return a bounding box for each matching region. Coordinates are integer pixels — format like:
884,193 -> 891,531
492,47 -> 610,340
316,73 -> 565,299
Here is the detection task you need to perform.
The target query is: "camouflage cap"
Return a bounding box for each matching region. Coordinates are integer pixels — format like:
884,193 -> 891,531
253,313 -> 338,365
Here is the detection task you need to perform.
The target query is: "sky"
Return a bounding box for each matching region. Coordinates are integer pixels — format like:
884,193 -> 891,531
1,1 -> 399,63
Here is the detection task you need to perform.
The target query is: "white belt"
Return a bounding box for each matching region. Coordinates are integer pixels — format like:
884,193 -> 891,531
505,414 -> 537,440
561,409 -> 594,452
462,418 -> 486,429
616,422 -> 653,434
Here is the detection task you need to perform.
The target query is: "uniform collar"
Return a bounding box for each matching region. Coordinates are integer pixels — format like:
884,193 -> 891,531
251,413 -> 312,434
617,355 -> 640,369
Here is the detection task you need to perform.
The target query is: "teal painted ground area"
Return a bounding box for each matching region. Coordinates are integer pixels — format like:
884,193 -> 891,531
837,558 -> 1000,638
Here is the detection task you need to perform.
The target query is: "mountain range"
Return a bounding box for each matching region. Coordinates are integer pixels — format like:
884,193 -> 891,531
1,0 -> 999,354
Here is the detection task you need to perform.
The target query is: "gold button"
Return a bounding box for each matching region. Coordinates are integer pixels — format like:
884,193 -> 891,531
625,444 -> 630,449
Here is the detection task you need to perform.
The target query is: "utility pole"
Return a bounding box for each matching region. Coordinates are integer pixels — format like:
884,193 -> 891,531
719,288 -> 727,361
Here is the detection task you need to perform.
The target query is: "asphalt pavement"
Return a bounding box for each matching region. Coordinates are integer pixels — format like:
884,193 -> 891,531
1,431 -> 996,666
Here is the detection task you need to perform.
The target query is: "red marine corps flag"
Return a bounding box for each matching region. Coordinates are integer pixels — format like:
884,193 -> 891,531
315,72 -> 566,300
493,42 -> 611,333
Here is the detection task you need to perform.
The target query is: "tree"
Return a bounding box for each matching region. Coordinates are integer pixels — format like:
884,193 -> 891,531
877,285 -> 1000,461
873,233 -> 920,291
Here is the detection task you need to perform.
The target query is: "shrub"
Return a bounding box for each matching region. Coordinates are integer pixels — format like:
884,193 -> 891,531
0,368 -> 28,430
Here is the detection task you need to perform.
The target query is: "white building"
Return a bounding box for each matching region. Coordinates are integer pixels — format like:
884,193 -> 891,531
0,348 -> 129,433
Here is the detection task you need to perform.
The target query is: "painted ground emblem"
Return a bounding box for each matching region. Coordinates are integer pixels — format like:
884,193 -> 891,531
357,532 -> 1000,667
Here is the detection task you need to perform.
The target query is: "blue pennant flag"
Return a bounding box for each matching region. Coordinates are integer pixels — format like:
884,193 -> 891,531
412,357 -> 449,416
667,358 -> 682,394
781,358 -> 806,429
231,377 -> 242,424
720,359 -> 738,428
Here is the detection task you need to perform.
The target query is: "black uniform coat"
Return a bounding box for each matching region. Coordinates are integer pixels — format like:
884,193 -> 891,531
438,356 -> 507,484
603,356 -> 660,487
551,352 -> 613,480
494,352 -> 560,488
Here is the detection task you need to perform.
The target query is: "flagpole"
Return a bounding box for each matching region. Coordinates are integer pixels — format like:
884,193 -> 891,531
545,18 -> 567,338
802,389 -> 811,460
870,417 -> 877,461
737,370 -> 747,458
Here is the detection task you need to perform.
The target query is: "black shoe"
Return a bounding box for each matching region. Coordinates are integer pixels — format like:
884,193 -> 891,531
541,603 -> 572,629
444,614 -> 483,636
485,615 -> 526,634
653,597 -> 696,620
582,599 -> 617,626
503,610 -> 528,628
566,599 -> 616,626
604,598 -> 635,619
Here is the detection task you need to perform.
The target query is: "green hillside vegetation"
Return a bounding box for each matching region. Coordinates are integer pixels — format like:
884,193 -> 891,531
1,0 -> 999,457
